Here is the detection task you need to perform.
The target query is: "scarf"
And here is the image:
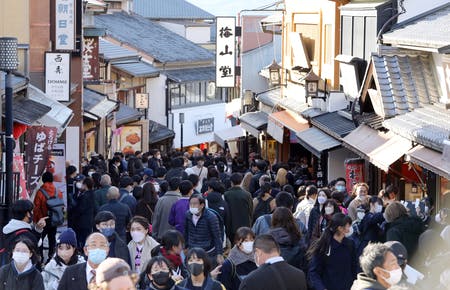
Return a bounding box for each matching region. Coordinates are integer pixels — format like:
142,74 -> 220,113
227,246 -> 255,266
160,247 -> 182,268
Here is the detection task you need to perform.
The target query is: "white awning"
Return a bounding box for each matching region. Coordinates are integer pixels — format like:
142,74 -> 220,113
214,126 -> 246,147
406,145 -> 450,180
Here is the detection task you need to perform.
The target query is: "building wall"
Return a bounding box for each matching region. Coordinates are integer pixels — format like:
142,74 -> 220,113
158,22 -> 186,38
147,74 -> 168,126
327,147 -> 359,182
186,26 -> 211,44
433,53 -> 450,104
0,0 -> 29,43
398,0 -> 448,22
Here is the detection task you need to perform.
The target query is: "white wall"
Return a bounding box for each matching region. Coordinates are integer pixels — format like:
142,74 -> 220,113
146,75 -> 168,125
327,147 -> 359,182
398,0 -> 448,22
172,102 -> 230,148
159,22 -> 186,38
433,53 -> 450,104
186,26 -> 211,44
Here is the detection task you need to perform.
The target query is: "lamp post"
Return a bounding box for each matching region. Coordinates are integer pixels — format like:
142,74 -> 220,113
0,37 -> 18,225
179,112 -> 184,150
268,59 -> 282,86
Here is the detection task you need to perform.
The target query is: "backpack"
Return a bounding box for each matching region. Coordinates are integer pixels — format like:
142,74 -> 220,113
253,196 -> 273,222
207,208 -> 225,247
0,229 -> 30,266
40,188 -> 65,227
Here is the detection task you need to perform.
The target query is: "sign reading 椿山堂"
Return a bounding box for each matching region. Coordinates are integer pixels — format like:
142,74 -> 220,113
45,52 -> 71,102
216,17 -> 236,88
55,0 -> 75,50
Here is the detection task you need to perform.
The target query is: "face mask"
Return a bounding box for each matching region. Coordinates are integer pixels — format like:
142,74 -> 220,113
100,227 -> 115,238
88,248 -> 107,265
188,262 -> 204,276
76,182 -> 82,189
345,226 -> 354,237
336,185 -> 346,192
13,252 -> 30,265
189,207 -> 200,215
375,204 -> 383,213
381,268 -> 403,286
325,206 -> 334,215
357,212 -> 365,220
156,155 -> 161,160
242,241 -> 254,254
435,213 -> 443,224
58,248 -> 73,263
131,231 -> 146,243
152,271 -> 170,285
318,196 -> 327,205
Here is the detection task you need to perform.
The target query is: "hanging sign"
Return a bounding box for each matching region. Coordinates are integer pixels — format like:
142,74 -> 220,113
345,158 -> 365,193
55,0 -> 75,50
45,52 -> 71,102
216,17 -> 236,87
135,93 -> 149,109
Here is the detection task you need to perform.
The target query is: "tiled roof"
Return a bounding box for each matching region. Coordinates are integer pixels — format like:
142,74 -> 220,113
95,12 -> 214,63
149,120 -> 175,144
239,111 -> 269,130
256,88 -> 281,107
369,52 -> 440,118
133,0 -> 214,20
311,112 -> 356,140
383,3 -> 450,51
116,103 -> 143,126
296,127 -> 341,158
279,95 -> 323,118
165,67 -> 215,82
99,39 -> 139,62
383,104 -> 450,152
8,97 -> 51,125
113,62 -> 160,78
0,72 -> 28,95
83,88 -> 118,119
355,112 -> 385,130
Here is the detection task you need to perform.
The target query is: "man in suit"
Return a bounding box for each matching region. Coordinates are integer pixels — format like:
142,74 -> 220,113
58,232 -> 110,290
239,234 -> 307,290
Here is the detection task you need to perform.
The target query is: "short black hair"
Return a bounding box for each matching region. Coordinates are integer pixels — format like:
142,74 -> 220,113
385,185 -> 398,195
161,230 -> 185,251
83,176 -> 94,190
168,177 -> 181,191
260,182 -> 272,194
275,191 -> 294,209
133,186 -> 144,200
156,167 -> 167,178
335,177 -> 346,184
95,211 -> 116,224
179,180 -> 193,196
208,180 -> 224,193
306,185 -> 318,197
359,243 -> 391,279
230,173 -> 243,185
187,174 -> 199,187
189,194 -> 206,205
185,248 -> 211,276
11,199 -> 34,220
144,256 -> 173,275
254,234 -> 280,254
234,227 -> 255,245
66,165 -> 77,176
42,171 -> 53,183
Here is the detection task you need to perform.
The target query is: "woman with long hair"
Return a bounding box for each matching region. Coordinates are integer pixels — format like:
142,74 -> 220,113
308,213 -> 357,290
139,256 -> 187,290
274,168 -> 288,188
240,172 -> 253,193
136,182 -> 159,223
307,188 -> 331,245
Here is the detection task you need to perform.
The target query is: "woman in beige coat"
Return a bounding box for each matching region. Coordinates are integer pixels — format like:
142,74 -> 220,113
127,216 -> 159,272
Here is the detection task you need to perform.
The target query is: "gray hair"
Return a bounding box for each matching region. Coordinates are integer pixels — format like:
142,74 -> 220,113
359,243 -> 391,279
100,174 -> 111,187
106,186 -> 120,200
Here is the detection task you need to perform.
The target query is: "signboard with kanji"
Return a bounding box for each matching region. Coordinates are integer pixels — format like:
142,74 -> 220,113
135,93 -> 149,109
345,158 -> 365,193
45,52 -> 71,102
83,37 -> 100,80
196,118 -> 214,135
55,0 -> 75,50
216,17 -> 236,88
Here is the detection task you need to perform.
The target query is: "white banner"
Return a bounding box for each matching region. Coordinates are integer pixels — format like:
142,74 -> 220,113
45,52 -> 71,102
55,0 -> 75,50
216,17 -> 236,88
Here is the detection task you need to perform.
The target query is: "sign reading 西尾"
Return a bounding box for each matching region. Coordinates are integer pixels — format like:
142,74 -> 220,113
216,17 -> 236,88
196,118 -> 214,135
45,52 -> 71,102
135,93 -> 149,109
55,0 -> 75,50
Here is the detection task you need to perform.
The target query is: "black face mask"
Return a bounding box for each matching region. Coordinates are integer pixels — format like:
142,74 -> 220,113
152,271 -> 171,285
188,263 -> 204,276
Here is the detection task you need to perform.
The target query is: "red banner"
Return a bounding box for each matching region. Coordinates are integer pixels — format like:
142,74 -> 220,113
25,126 -> 58,193
345,158 -> 365,193
13,154 -> 28,199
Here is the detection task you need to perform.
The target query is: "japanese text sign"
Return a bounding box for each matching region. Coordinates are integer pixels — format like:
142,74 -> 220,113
216,17 -> 236,87
25,126 -> 58,193
83,37 -> 100,80
135,93 -> 149,109
196,118 -> 214,135
55,0 -> 75,50
45,52 -> 71,102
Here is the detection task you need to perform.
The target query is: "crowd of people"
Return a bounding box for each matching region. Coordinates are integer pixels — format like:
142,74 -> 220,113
1,148 -> 450,290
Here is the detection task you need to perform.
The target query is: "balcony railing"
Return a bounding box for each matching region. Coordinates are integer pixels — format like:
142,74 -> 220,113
0,172 -> 21,204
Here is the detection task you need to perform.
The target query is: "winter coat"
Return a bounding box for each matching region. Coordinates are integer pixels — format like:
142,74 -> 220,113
248,171 -> 264,195
178,276 -> 224,290
119,188 -> 137,215
108,232 -> 131,265
33,182 -> 63,223
224,186 -> 253,240
99,200 -> 132,242
385,215 -> 425,257
357,212 -> 385,257
184,209 -> 223,256
350,273 -> 386,290
269,227 -> 306,270
252,214 -> 307,239
0,262 -> 44,290
169,198 -> 190,234
128,235 -> 159,272
42,255 -> 85,290
94,185 -> 110,208
152,191 -> 181,240
136,200 -> 156,225
308,237 -> 357,290
217,246 -> 257,290
2,219 -> 42,251
71,189 -> 97,232
206,191 -> 230,233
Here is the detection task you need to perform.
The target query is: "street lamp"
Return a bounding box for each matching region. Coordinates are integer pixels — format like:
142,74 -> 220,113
304,70 -> 321,101
268,59 -> 282,86
0,37 -> 18,224
179,112 -> 184,150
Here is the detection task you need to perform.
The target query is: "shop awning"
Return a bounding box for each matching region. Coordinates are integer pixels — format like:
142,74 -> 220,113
214,126 -> 246,147
149,120 -> 175,144
239,111 -> 268,137
27,85 -> 74,137
311,111 -> 355,139
165,66 -> 215,83
112,61 -> 160,78
342,124 -> 413,172
83,88 -> 118,120
255,87 -> 281,107
296,127 -> 341,157
267,110 -> 309,143
406,145 -> 450,180
116,103 -> 143,126
3,97 -> 51,125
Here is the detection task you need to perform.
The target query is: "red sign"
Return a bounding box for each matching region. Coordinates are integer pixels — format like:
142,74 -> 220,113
13,154 -> 28,199
83,37 -> 100,80
345,158 -> 365,193
25,126 -> 58,193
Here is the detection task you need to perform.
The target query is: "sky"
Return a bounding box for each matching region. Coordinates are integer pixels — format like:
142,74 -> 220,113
187,0 -> 278,17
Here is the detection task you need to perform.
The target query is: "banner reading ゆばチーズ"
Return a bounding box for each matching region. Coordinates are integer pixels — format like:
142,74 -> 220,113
26,126 -> 58,193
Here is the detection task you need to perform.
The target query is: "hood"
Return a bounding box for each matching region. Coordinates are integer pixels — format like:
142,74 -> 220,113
351,273 -> 386,290
3,219 -> 32,235
207,191 -> 223,203
389,216 -> 424,234
269,227 -> 295,246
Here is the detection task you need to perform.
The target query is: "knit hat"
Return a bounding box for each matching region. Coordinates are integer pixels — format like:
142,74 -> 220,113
141,168 -> 154,178
383,201 -> 407,223
57,228 -> 77,247
385,241 -> 408,266
96,258 -> 132,284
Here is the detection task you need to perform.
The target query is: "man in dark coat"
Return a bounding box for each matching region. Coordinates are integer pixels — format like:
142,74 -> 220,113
118,176 -> 137,215
58,232 -> 109,290
99,186 -> 132,242
94,174 -> 111,208
224,173 -> 253,243
239,234 -> 307,290
249,161 -> 266,195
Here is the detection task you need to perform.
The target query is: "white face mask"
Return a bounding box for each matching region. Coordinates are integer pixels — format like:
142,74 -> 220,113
324,206 -> 334,215
131,231 -> 146,243
345,226 -> 354,238
189,207 -> 200,215
318,196 -> 327,205
381,268 -> 403,286
13,252 -> 30,265
374,204 -> 383,213
357,212 -> 365,220
76,182 -> 82,189
435,213 -> 443,224
241,241 -> 254,254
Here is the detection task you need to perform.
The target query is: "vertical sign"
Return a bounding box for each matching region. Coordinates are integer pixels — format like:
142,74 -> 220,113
49,144 -> 67,207
45,52 -> 71,101
345,158 -> 365,193
83,37 -> 100,80
55,0 -> 75,50
216,17 -> 236,87
135,93 -> 149,109
13,154 -> 28,200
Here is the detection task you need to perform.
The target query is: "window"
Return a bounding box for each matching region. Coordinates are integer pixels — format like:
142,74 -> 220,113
295,23 -> 320,65
169,81 -> 223,108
